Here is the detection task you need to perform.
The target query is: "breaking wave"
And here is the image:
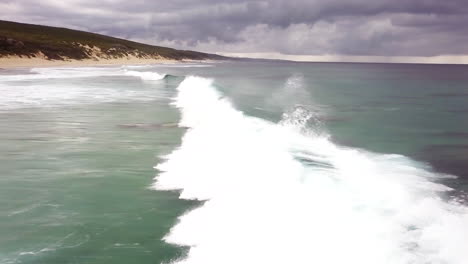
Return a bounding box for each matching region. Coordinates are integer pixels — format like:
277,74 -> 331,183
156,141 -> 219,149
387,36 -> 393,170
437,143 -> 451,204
154,76 -> 468,264
123,70 -> 167,81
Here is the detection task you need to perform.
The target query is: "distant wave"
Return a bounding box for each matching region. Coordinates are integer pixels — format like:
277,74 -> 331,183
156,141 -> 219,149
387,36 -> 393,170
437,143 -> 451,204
123,70 -> 167,81
0,67 -> 171,109
154,76 -> 468,264
0,67 -> 168,82
0,67 -> 121,81
149,64 -> 214,68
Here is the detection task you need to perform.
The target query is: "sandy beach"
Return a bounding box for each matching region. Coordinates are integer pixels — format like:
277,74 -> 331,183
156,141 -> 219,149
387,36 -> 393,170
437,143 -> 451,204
0,55 -> 196,69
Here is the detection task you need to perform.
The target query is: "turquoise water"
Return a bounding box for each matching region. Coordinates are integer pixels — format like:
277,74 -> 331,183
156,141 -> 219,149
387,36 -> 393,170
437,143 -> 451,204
1,62 -> 468,264
0,68 -> 195,263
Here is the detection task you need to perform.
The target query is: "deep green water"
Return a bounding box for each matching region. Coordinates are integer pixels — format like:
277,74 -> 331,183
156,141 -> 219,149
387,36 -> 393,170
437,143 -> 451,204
1,62 -> 468,264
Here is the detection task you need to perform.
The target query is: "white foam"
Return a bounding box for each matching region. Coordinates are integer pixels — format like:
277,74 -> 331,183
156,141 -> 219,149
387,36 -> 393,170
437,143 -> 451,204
121,65 -> 153,69
0,67 -> 170,109
0,83 -> 167,109
154,76 -> 468,264
123,70 -> 166,81
151,64 -> 214,68
0,67 -> 167,82
0,67 -> 121,81
121,63 -> 213,69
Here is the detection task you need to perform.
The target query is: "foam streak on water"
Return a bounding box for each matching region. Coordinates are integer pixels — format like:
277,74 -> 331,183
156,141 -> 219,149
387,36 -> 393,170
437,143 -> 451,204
0,67 -> 168,109
0,67 -> 166,81
154,76 -> 468,264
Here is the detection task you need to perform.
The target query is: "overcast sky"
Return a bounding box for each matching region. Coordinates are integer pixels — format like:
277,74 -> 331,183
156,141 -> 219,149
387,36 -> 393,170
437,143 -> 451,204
2,0 -> 468,63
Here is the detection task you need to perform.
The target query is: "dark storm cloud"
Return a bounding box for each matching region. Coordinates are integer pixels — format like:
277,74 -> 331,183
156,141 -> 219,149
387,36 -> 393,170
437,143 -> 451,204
2,0 -> 468,56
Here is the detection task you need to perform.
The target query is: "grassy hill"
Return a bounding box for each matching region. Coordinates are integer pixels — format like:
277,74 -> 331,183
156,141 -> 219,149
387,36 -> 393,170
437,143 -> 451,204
0,20 -> 225,61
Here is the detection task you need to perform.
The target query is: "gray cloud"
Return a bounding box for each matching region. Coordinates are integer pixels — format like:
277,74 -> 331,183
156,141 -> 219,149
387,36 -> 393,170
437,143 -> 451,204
1,0 -> 468,56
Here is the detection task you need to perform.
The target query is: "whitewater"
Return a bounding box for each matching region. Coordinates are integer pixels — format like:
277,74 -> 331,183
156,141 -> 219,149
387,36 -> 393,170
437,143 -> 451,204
0,67 -> 167,110
154,76 -> 468,264
2,63 -> 468,264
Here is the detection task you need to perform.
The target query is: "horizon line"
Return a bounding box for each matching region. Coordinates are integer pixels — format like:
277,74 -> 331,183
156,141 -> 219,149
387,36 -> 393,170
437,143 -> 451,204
218,52 -> 468,65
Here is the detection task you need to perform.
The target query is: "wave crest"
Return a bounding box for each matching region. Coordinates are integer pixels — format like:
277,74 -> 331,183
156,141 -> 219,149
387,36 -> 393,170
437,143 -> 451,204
123,70 -> 166,81
154,76 -> 468,264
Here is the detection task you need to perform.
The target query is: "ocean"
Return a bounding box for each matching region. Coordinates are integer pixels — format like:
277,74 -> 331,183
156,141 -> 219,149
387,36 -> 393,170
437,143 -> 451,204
1,61 -> 468,264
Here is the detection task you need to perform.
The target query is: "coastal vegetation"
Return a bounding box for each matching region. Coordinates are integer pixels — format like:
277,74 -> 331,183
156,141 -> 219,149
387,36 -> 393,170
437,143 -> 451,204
0,20 -> 223,61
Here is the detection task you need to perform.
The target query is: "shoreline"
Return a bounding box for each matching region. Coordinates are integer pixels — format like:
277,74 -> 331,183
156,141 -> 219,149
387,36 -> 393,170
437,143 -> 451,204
0,56 -> 209,69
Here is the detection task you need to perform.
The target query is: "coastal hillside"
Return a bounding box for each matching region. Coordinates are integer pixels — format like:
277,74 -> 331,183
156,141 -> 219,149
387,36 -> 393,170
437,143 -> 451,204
0,20 -> 224,61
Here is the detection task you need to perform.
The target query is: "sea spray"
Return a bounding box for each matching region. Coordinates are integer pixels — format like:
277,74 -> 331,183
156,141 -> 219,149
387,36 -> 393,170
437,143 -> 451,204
268,74 -> 327,137
154,76 -> 468,264
267,74 -> 312,110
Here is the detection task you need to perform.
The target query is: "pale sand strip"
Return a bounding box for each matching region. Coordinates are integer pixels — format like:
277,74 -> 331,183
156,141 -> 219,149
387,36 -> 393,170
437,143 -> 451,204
0,55 -> 204,69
